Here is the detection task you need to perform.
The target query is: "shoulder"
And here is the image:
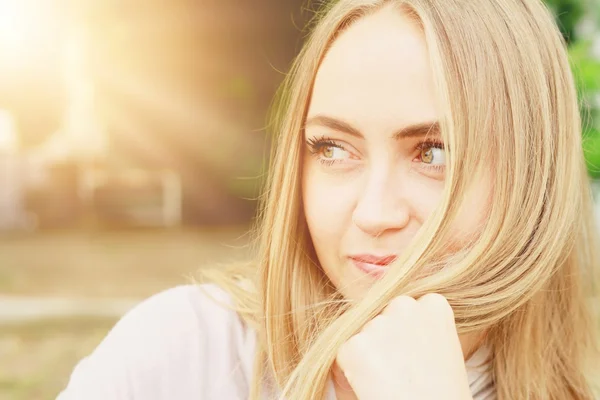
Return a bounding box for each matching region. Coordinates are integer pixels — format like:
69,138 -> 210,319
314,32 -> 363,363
125,283 -> 243,331
100,283 -> 249,355
57,284 -> 256,400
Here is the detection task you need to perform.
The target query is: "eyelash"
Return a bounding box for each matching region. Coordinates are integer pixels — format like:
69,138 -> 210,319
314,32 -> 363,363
306,136 -> 347,166
306,136 -> 446,170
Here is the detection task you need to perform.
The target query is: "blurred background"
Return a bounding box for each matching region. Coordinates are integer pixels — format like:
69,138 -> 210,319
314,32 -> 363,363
0,0 -> 598,399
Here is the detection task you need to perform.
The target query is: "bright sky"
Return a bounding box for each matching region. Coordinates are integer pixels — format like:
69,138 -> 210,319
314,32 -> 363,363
0,1 -> 65,64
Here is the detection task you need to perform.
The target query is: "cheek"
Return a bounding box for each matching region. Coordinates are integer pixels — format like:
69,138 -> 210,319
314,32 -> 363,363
302,165 -> 356,243
448,179 -> 492,247
407,177 -> 445,222
301,162 -> 364,292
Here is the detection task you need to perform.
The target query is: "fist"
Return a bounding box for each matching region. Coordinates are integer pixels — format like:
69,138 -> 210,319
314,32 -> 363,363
336,293 -> 473,400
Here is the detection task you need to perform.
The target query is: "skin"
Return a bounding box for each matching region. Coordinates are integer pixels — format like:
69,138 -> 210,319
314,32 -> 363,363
301,5 -> 489,399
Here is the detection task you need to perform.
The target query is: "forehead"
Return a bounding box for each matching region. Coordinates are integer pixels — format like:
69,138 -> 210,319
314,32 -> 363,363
308,6 -> 439,130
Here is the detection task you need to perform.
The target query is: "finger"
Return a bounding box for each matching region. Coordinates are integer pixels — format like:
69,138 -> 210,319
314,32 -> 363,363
383,295 -> 418,317
417,293 -> 455,326
336,332 -> 369,384
417,293 -> 463,358
336,333 -> 385,399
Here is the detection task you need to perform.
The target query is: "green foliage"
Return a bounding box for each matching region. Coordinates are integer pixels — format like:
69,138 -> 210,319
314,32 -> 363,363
569,40 -> 600,178
583,130 -> 600,178
569,40 -> 600,95
544,0 -> 586,43
547,0 -> 600,178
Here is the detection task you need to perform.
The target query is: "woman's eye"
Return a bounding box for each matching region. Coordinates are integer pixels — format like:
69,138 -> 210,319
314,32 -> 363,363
306,137 -> 355,165
321,145 -> 349,160
420,145 -> 445,165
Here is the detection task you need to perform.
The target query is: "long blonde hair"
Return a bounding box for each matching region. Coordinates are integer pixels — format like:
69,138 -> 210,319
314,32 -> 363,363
201,0 -> 600,398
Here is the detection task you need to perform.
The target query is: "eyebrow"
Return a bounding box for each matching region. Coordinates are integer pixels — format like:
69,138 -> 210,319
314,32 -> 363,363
304,115 -> 440,140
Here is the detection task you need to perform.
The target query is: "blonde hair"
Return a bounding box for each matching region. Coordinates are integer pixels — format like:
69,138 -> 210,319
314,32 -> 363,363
201,0 -> 600,398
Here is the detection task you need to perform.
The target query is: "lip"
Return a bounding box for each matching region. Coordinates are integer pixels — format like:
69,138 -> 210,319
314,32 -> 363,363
349,254 -> 397,279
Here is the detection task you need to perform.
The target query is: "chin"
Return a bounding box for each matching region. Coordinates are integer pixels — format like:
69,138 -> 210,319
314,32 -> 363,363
333,275 -> 376,300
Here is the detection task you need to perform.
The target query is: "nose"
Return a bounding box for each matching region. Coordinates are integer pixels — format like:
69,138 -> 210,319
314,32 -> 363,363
352,166 -> 410,237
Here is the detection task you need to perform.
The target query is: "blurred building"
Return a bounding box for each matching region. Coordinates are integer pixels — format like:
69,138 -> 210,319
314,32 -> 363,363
81,0 -> 310,225
0,0 -> 309,227
0,110 -> 32,230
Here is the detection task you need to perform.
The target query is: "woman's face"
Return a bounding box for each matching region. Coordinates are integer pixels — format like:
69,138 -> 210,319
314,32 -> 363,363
302,5 -> 489,300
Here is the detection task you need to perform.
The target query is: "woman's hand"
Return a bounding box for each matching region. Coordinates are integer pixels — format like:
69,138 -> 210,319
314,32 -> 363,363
336,293 -> 473,400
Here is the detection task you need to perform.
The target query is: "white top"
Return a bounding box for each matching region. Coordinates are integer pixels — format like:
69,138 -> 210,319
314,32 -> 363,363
57,284 -> 495,400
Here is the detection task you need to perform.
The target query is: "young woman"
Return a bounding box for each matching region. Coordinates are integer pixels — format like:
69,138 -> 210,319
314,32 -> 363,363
58,0 -> 600,399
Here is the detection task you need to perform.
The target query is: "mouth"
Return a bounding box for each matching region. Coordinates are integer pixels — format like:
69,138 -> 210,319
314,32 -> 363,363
348,254 -> 398,279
